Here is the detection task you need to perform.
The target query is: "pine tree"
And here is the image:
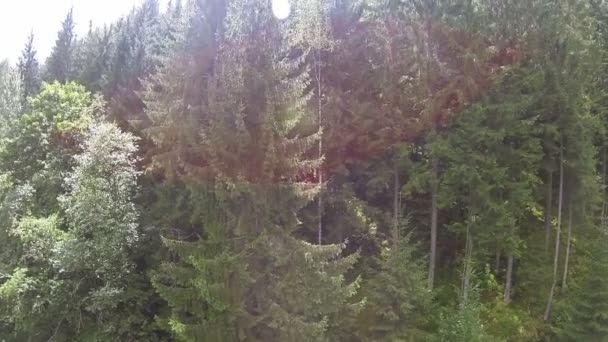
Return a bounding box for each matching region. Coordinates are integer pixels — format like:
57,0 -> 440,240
555,235 -> 608,341
150,186 -> 246,341
102,0 -> 180,127
17,32 -> 40,108
435,288 -> 493,342
145,0 -> 362,340
72,24 -> 113,92
45,9 -> 76,83
428,66 -> 543,308
152,184 -> 362,341
358,217 -> 432,341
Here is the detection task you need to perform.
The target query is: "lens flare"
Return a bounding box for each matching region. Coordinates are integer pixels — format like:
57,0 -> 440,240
272,0 -> 291,20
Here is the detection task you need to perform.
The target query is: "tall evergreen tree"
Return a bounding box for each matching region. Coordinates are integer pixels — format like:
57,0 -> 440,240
17,32 -> 40,108
555,234 -> 608,341
45,9 -> 76,83
358,217 -> 432,341
72,24 -> 113,92
144,0 -> 362,340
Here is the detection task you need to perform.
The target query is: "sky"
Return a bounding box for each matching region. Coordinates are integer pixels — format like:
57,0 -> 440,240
0,0 -> 168,64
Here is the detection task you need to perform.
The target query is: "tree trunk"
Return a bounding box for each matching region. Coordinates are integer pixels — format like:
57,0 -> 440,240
544,145 -> 564,321
461,224 -> 473,307
504,253 -> 513,303
317,173 -> 323,245
602,146 -> 607,229
393,156 -> 400,240
428,155 -> 439,290
426,9 -> 438,291
495,245 -> 501,272
562,204 -> 573,289
544,170 -> 553,252
316,47 -> 323,245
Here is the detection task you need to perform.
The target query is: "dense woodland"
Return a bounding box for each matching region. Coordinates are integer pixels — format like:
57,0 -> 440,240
2,0 -> 608,340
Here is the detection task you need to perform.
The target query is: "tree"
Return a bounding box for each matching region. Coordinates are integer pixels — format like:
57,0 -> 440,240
539,0 -> 599,321
358,217 -> 432,341
45,9 -> 75,83
72,24 -> 113,92
435,289 -> 494,342
0,61 -> 22,136
0,81 -> 96,221
144,0 -> 362,340
17,32 -> 40,108
425,63 -> 543,306
102,0 -> 184,128
555,234 -> 608,341
54,122 -> 147,339
0,121 -> 156,341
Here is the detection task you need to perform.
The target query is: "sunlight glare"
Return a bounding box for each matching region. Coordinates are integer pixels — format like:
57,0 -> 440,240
272,0 -> 291,20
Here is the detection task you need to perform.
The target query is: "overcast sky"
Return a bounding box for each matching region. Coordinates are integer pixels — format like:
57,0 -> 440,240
0,0 -> 168,64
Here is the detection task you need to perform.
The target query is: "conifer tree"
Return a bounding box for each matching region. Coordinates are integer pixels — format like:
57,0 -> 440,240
17,32 -> 40,108
555,235 -> 608,341
144,1 -> 362,340
150,186 -> 246,341
72,24 -> 113,92
358,217 -> 432,341
103,0 -> 180,127
45,9 -> 76,83
435,288 -> 492,342
421,62 -> 543,307
0,61 -> 21,136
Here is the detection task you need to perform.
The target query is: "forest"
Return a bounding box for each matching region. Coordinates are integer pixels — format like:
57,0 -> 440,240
1,0 -> 608,340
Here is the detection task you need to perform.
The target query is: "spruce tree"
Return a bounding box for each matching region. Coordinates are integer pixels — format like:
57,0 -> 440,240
555,235 -> 608,341
145,0 -> 362,340
45,9 -> 76,83
358,217 -> 432,341
72,24 -> 113,92
150,186 -> 251,341
435,289 -> 493,342
17,32 -> 40,108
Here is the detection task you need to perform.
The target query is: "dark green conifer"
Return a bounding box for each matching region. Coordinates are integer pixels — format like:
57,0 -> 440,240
44,9 -> 76,83
17,32 -> 40,108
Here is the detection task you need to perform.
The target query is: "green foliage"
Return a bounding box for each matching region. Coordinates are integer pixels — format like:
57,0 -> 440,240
44,9 -> 76,83
0,81 -> 93,216
0,118 -> 155,341
2,81 -> 92,176
57,122 -> 140,286
432,75 -> 543,252
17,32 -> 41,108
553,235 -> 608,341
435,288 -> 495,342
0,61 -> 22,136
13,215 -> 66,265
358,218 -> 432,341
152,184 -> 363,341
72,25 -> 114,92
0,1 -> 607,341
0,267 -> 34,333
479,265 -> 543,341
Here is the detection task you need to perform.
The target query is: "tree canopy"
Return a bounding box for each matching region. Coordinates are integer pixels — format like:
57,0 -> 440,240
1,0 -> 608,340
